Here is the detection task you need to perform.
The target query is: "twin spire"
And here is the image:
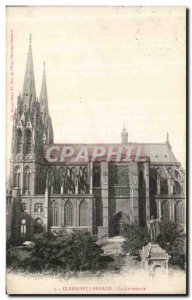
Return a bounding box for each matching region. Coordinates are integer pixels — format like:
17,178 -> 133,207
22,33 -> 36,109
40,61 -> 49,123
22,33 -> 48,119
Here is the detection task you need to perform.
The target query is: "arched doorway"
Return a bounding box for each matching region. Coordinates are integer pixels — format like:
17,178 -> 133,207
110,212 -> 129,236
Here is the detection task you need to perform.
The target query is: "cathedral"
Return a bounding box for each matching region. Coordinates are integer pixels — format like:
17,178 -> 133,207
6,36 -> 185,242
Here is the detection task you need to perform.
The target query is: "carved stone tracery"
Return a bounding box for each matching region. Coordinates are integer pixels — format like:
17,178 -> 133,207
46,165 -> 89,194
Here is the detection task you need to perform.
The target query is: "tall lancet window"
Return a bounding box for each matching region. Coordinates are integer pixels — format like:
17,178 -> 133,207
21,219 -> 26,239
64,200 -> 73,226
79,200 -> 88,226
14,166 -> 21,188
175,200 -> 184,224
26,129 -> 32,154
17,129 -> 22,153
161,200 -> 170,223
51,201 -> 58,226
24,166 -> 31,192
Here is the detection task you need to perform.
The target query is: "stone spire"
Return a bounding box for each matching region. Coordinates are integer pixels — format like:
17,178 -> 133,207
166,132 -> 169,143
166,132 -> 172,149
39,62 -> 54,143
22,33 -> 36,110
121,123 -> 128,144
40,62 -> 49,124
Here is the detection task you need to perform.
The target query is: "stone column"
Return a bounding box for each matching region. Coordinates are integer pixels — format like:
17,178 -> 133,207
51,185 -> 53,194
101,161 -> 109,236
129,162 -> 139,223
170,198 -> 175,222
166,170 -> 174,222
76,198 -> 79,229
44,187 -> 49,231
57,199 -> 62,228
157,198 -> 161,218
144,161 -> 150,220
89,161 -> 93,195
87,197 -> 93,234
157,175 -> 161,195
20,164 -> 24,195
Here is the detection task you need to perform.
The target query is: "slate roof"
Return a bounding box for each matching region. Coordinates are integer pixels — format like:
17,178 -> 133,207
141,143 -> 178,164
140,242 -> 170,260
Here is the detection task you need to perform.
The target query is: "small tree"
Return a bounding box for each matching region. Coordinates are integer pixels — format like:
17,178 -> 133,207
122,224 -> 150,256
157,222 -> 186,269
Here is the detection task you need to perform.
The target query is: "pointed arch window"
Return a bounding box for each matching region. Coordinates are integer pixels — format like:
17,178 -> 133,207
64,200 -> 73,226
21,219 -> 26,239
175,200 -> 184,224
161,200 -> 170,223
16,129 -> 22,153
79,200 -> 88,226
173,182 -> 182,195
14,166 -> 21,188
24,166 -> 31,191
51,201 -> 58,226
26,129 -> 32,154
78,167 -> 89,194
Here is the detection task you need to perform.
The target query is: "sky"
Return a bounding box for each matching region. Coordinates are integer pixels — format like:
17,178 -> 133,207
6,6 -> 186,168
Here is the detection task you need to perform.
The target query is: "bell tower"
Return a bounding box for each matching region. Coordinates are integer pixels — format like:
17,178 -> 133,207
10,34 -> 45,195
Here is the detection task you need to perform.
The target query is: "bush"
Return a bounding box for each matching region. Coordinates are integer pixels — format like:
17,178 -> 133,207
6,246 -> 32,269
122,222 -> 186,269
7,230 -> 112,273
7,247 -> 19,268
157,222 -> 186,270
122,224 -> 150,256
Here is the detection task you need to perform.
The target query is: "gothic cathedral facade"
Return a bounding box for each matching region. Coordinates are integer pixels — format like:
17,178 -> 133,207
7,37 -> 185,242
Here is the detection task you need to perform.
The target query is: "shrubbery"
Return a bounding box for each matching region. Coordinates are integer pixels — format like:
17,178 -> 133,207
7,230 -> 112,273
157,222 -> 186,270
6,240 -> 32,269
122,222 -> 186,269
122,224 -> 150,256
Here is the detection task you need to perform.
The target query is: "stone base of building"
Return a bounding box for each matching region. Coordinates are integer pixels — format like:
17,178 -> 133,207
50,226 -> 93,235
